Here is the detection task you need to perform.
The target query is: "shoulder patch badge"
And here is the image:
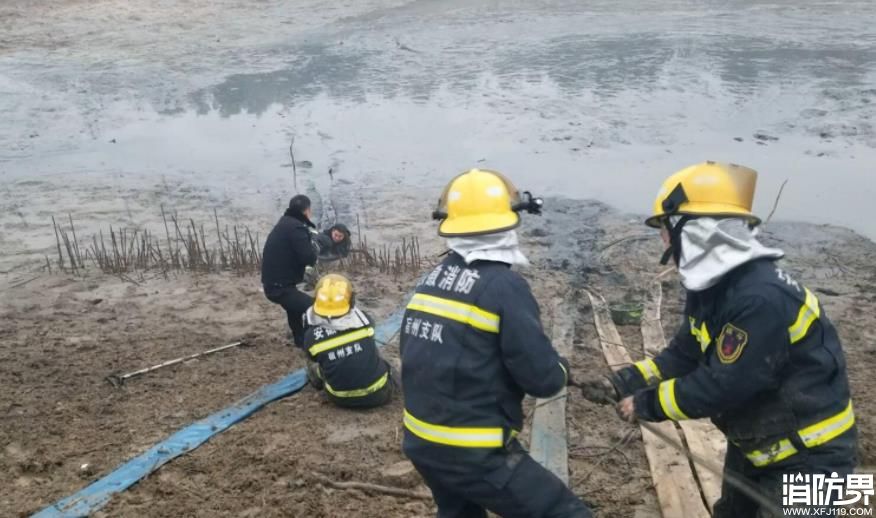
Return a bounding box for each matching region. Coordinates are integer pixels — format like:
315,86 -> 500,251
717,323 -> 749,364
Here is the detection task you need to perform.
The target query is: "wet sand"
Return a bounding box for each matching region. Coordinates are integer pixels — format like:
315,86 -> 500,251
1,1 -> 875,516
3,195 -> 876,517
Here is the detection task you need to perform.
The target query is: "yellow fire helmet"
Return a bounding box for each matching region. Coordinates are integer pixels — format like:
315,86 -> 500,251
313,273 -> 354,318
645,161 -> 761,229
432,168 -> 544,237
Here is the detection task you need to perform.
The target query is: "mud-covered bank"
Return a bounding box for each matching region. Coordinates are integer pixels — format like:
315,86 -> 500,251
2,1 -> 876,516
2,197 -> 875,517
2,0 -> 876,269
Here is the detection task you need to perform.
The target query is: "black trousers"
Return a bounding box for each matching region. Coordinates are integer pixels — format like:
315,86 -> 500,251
713,442 -> 856,518
264,284 -> 312,347
409,441 -> 592,518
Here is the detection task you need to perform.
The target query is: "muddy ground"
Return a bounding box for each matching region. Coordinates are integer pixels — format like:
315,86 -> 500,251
2,196 -> 874,517
2,1 -> 876,516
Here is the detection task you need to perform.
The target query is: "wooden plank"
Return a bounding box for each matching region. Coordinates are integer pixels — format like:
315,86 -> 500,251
585,289 -> 710,518
530,296 -> 573,484
642,283 -> 726,511
678,420 -> 726,509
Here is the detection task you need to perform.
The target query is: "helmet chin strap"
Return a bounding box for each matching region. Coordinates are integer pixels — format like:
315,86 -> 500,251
658,183 -> 691,266
660,215 -> 692,266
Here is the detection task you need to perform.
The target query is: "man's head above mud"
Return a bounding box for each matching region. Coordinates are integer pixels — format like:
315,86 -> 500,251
329,224 -> 351,244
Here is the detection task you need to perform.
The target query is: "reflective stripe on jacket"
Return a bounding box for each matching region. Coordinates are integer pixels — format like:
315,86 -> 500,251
618,259 -> 856,468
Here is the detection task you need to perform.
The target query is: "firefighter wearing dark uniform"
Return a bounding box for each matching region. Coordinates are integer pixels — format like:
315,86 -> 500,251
301,274 -> 393,409
401,169 -> 592,518
587,162 -> 858,517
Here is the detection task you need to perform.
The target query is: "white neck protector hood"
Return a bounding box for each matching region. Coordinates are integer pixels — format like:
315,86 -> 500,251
677,217 -> 784,291
446,230 -> 530,266
305,306 -> 371,332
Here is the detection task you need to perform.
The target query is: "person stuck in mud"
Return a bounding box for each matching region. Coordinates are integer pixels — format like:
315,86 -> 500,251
300,274 -> 395,408
261,194 -> 318,347
400,169 -> 593,518
580,162 -> 858,517
313,223 -> 352,262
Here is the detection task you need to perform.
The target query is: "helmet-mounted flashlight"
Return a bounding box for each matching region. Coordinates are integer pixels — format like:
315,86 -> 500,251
515,191 -> 544,215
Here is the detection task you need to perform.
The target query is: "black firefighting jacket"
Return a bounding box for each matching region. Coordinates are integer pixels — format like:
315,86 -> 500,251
302,312 -> 389,401
400,252 -> 568,463
615,258 -> 857,469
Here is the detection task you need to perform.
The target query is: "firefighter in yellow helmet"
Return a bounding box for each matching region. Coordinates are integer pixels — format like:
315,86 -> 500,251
581,162 -> 858,516
401,169 -> 592,517
300,274 -> 395,408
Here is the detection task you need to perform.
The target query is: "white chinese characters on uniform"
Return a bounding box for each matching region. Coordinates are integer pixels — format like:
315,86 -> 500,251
419,321 -> 432,339
775,268 -> 801,292
313,328 -> 325,340
453,269 -> 480,295
438,265 -> 461,291
424,265 -> 444,287
404,317 -> 445,344
430,323 -> 444,343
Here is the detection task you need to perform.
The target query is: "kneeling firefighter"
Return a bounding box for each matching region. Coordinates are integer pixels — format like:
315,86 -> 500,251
301,274 -> 395,409
400,169 -> 593,518
581,162 -> 858,517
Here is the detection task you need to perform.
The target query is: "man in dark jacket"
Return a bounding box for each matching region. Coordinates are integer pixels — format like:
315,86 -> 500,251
581,162 -> 858,517
313,223 -> 352,262
301,274 -> 394,408
401,169 -> 592,518
261,195 -> 318,347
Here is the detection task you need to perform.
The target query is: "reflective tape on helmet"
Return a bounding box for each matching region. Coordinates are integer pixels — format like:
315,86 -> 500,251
789,288 -> 821,344
658,378 -> 690,421
744,400 -> 855,467
308,327 -> 375,356
634,359 -> 662,384
324,372 -> 388,398
403,410 -> 504,448
407,293 -> 500,334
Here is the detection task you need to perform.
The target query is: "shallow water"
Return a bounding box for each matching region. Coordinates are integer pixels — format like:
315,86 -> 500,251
1,0 -> 875,246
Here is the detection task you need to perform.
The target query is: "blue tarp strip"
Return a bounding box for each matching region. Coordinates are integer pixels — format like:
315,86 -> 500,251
33,302 -> 407,518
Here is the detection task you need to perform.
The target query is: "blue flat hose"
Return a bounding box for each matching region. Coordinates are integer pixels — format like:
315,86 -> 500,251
32,298 -> 407,518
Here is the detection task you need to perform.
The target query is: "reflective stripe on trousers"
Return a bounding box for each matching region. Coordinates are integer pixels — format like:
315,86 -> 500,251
325,372 -> 389,398
403,410 -> 505,448
744,400 -> 855,467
